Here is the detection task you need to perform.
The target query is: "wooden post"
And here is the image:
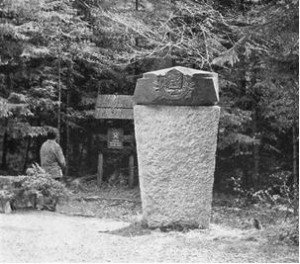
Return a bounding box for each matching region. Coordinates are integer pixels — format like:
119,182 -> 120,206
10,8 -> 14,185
129,154 -> 134,188
97,152 -> 103,187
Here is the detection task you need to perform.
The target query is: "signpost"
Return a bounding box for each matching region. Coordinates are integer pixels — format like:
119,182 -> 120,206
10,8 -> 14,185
94,95 -> 135,187
107,128 -> 124,149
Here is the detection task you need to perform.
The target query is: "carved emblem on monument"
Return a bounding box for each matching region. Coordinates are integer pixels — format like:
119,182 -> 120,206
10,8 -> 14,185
155,69 -> 194,100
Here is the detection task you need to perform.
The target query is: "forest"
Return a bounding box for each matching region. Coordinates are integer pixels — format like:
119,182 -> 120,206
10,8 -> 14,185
0,0 -> 298,207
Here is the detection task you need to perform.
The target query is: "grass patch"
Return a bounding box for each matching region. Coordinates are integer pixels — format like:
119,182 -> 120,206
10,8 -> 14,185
57,182 -> 298,247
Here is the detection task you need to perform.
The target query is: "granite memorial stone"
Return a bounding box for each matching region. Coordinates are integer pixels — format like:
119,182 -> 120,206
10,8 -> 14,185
133,66 -> 220,229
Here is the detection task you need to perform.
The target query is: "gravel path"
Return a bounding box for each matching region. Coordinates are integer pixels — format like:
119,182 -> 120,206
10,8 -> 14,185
0,211 -> 298,263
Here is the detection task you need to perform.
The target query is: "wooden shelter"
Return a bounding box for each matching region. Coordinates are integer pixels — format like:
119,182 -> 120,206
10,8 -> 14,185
94,95 -> 136,187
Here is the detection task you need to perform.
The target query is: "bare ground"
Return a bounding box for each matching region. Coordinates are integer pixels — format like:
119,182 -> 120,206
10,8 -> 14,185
0,210 -> 298,263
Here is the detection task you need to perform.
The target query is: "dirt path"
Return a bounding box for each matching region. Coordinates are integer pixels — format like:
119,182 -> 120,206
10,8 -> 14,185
0,211 -> 298,263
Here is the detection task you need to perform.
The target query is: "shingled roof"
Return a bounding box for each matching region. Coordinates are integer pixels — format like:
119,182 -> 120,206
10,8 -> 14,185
94,94 -> 134,120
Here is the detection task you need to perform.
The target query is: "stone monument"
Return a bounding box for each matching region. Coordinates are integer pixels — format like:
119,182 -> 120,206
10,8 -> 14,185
133,66 -> 220,229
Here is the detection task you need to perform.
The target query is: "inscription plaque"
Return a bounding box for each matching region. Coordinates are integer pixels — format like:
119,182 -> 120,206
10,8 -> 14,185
107,128 -> 124,149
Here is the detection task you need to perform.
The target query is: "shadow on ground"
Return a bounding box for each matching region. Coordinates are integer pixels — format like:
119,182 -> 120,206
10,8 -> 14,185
98,222 -> 151,237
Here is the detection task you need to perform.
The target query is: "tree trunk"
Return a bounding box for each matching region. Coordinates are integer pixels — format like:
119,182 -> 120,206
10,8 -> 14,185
72,133 -> 80,174
128,154 -> 135,188
97,152 -> 103,187
65,61 -> 72,176
57,44 -> 62,143
1,119 -> 8,170
86,132 -> 93,171
1,131 -> 8,170
23,137 -> 31,173
292,121 -> 298,216
1,70 -> 13,171
252,109 -> 260,189
240,0 -> 245,16
135,0 -> 138,10
65,91 -> 70,176
78,138 -> 85,175
36,119 -> 42,165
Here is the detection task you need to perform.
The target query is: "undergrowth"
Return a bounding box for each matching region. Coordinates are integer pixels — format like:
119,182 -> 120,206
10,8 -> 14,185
212,193 -> 299,246
0,164 -> 70,212
56,180 -> 299,247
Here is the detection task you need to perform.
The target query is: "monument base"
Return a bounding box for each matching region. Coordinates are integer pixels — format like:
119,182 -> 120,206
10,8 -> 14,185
134,105 -> 220,228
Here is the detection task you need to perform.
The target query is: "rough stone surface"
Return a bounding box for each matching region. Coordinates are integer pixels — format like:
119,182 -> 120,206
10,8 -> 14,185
134,66 -> 219,106
134,105 -> 220,228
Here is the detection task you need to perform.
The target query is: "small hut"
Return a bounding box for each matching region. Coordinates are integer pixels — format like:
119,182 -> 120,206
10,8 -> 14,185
94,95 -> 136,187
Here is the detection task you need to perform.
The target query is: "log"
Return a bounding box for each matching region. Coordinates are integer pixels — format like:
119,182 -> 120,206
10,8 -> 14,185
75,196 -> 140,203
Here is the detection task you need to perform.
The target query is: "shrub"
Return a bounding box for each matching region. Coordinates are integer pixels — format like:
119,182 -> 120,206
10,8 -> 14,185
0,165 -> 70,212
0,178 -> 27,212
22,174 -> 69,201
0,188 -> 15,213
278,217 -> 299,246
22,164 -> 70,202
0,188 -> 15,202
229,170 -> 296,209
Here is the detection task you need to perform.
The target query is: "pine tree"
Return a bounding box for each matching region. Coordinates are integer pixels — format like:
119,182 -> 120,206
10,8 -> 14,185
212,0 -> 298,191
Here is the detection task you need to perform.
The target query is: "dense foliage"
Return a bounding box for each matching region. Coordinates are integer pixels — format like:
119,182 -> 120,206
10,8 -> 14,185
0,163 -> 69,213
0,0 -> 298,208
23,163 -> 70,200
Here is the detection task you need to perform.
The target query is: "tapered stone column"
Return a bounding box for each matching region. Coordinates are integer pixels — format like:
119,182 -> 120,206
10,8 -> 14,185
133,66 -> 220,229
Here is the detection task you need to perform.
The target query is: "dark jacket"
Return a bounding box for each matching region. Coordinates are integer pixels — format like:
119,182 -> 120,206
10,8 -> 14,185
40,139 -> 66,178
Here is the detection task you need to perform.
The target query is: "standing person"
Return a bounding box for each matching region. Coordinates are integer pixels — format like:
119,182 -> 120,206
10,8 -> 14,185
39,128 -> 66,211
40,128 -> 66,180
